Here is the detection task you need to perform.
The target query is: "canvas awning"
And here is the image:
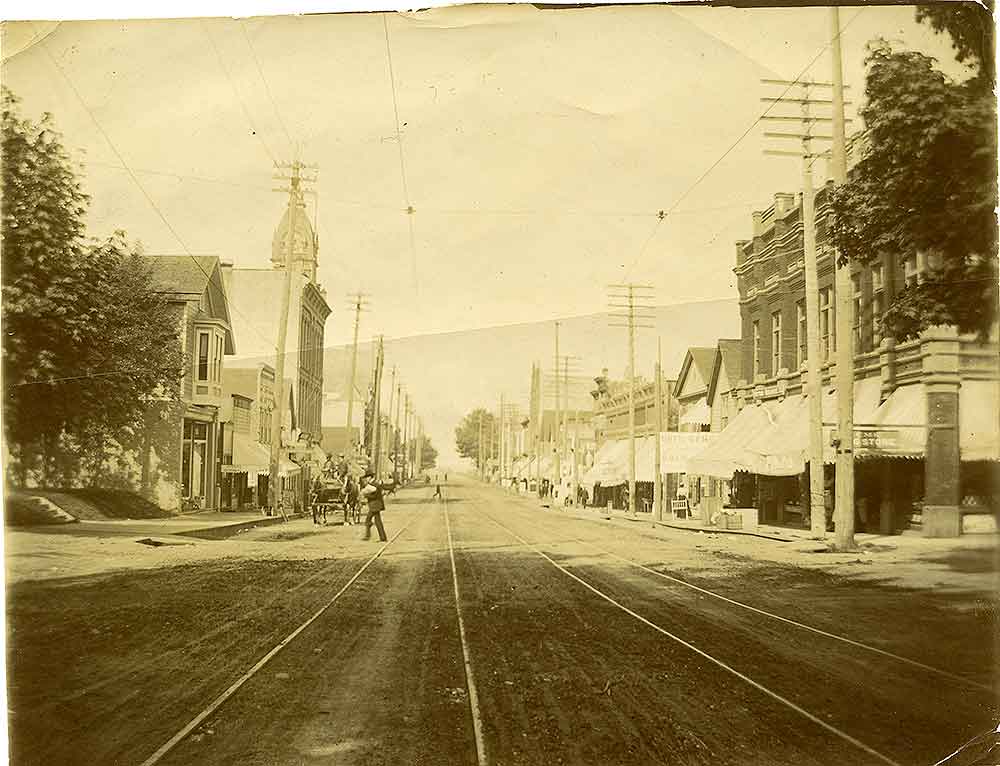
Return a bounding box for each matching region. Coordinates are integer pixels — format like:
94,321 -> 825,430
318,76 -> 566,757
580,439 -> 632,488
222,433 -> 301,479
678,397 -> 711,427
742,377 -> 885,476
686,401 -> 780,479
634,431 -> 717,480
857,380 -> 999,462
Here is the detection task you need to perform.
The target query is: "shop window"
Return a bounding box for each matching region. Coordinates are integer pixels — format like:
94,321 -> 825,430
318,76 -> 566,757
182,420 -> 209,499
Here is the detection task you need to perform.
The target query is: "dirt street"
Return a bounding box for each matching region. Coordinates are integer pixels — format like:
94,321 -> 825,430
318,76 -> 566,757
6,478 -> 997,766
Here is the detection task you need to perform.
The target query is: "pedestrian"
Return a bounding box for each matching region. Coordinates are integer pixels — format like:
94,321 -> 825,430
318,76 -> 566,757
360,471 -> 388,542
433,483 -> 443,500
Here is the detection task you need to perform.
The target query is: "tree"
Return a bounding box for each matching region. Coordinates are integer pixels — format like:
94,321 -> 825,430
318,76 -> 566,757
454,408 -> 496,468
2,88 -> 185,486
915,2 -> 994,86
829,36 -> 997,341
416,434 -> 438,469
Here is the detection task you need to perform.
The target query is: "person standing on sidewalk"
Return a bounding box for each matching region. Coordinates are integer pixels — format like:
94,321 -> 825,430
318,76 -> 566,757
360,471 -> 388,542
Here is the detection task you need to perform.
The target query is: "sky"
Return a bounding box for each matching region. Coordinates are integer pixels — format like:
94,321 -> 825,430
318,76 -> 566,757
0,3 -> 971,463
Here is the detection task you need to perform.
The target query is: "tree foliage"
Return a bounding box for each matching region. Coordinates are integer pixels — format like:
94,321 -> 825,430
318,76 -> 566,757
454,408 -> 496,467
829,39 -> 997,341
915,2 -> 995,86
2,88 -> 185,485
414,434 -> 438,469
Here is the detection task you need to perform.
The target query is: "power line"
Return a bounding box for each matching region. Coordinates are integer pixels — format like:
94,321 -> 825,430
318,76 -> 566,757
200,19 -> 279,165
624,7 -> 865,275
238,18 -> 297,155
382,13 -> 419,295
36,25 -> 278,354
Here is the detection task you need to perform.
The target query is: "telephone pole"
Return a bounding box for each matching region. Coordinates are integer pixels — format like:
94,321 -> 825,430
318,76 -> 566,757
343,292 -> 369,460
385,364 -> 397,480
547,355 -> 581,502
762,77 -> 849,539
552,322 -> 561,489
370,336 -> 385,474
477,410 -> 485,478
415,418 -> 423,478
654,337 -> 663,523
403,394 -> 411,483
830,6 -> 856,550
609,284 -> 655,515
394,383 -> 402,485
269,159 -> 316,521
498,392 -> 506,486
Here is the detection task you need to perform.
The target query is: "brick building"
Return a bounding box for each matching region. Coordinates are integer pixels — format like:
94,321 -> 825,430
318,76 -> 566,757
688,188 -> 999,537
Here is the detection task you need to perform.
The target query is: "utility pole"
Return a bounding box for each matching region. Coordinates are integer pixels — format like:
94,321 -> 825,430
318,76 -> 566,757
385,365 -> 396,480
343,292 -> 369,460
498,393 -> 506,486
534,363 -> 543,497
394,383 -> 402,485
269,159 -> 316,521
415,418 -> 423,478
762,77 -> 849,539
552,322 -> 561,490
609,284 -> 655,515
371,336 -> 385,475
403,394 -> 411,483
830,6 -> 856,550
477,410 -> 484,478
654,337 -> 663,523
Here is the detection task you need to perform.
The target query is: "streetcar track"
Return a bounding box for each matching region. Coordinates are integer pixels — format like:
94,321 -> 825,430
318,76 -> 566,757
494,490 -> 995,694
469,496 -> 902,766
443,493 -> 489,766
137,508 -> 421,766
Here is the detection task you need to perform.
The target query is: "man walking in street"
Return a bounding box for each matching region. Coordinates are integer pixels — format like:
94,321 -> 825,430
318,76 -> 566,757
433,483 -> 443,500
360,471 -> 388,542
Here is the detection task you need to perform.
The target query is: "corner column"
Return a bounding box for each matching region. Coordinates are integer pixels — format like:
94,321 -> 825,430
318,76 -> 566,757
921,326 -> 962,538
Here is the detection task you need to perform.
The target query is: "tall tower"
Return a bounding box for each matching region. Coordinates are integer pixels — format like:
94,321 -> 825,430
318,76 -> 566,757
271,188 -> 319,283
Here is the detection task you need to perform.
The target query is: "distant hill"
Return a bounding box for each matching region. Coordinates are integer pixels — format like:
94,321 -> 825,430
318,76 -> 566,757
321,298 -> 740,465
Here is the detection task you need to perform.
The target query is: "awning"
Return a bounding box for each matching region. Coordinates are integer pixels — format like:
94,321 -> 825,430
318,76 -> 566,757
580,439 -> 632,488
222,433 -> 301,479
736,378 -> 885,476
858,380 -> 999,462
961,380 -> 1000,461
634,431 -> 718,480
679,397 -> 711,427
686,401 -> 780,478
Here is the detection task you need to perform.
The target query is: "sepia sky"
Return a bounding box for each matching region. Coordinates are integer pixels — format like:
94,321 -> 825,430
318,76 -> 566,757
2,4 -> 967,353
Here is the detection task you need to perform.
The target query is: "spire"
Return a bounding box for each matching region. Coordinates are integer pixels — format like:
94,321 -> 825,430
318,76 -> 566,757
271,182 -> 319,283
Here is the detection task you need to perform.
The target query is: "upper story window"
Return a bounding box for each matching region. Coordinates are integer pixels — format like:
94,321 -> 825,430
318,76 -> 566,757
771,310 -> 782,375
871,264 -> 885,347
796,300 -> 806,368
752,320 -> 761,378
820,287 -> 834,361
195,328 -> 225,384
903,253 -> 926,288
852,273 -> 863,351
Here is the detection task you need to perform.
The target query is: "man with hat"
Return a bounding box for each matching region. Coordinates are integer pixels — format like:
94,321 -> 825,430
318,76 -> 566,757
359,470 -> 388,542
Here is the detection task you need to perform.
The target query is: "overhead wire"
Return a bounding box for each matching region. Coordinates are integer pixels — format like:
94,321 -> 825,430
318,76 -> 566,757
34,24 -> 279,356
624,7 -> 866,276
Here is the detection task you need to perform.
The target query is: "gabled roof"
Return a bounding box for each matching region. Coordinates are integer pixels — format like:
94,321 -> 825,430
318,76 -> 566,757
674,347 -> 715,400
706,339 -> 743,405
145,255 -> 217,296
144,254 -> 235,353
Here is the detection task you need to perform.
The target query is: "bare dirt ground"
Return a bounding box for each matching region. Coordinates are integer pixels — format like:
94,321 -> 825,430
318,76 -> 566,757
5,479 -> 997,766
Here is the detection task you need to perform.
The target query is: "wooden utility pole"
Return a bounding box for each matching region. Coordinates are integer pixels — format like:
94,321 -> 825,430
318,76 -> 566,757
415,418 -> 423,477
499,392 -> 506,486
534,363 -> 542,496
552,322 -> 561,489
403,394 -> 411,483
609,283 -> 654,515
393,383 -> 402,485
385,365 -> 396,480
269,159 -> 315,521
370,336 -> 385,474
830,6 -> 856,550
762,77 -> 842,539
654,337 -> 663,523
477,411 -> 484,477
343,292 -> 368,460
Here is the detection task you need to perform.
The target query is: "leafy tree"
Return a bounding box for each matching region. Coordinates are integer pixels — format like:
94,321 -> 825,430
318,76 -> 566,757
829,36 -> 997,340
915,2 -> 994,86
415,434 -> 438,469
2,88 -> 184,486
454,408 -> 496,468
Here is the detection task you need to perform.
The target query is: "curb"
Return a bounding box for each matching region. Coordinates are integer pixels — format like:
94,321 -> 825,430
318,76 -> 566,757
176,512 -> 307,540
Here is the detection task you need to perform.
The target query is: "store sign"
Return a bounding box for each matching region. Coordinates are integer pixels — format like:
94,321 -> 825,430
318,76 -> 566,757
854,429 -> 900,452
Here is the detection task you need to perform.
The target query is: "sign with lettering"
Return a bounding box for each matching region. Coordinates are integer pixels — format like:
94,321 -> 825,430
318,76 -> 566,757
854,429 -> 900,452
